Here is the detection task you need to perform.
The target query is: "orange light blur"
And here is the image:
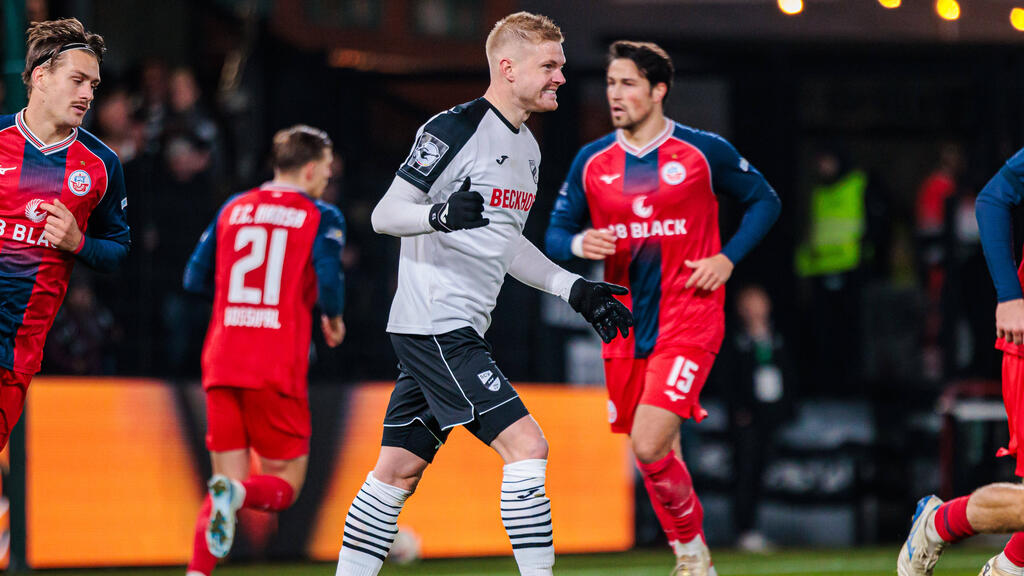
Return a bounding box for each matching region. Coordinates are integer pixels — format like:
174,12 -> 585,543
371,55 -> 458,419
1012,8 -> 1024,31
936,0 -> 960,21
778,0 -> 803,16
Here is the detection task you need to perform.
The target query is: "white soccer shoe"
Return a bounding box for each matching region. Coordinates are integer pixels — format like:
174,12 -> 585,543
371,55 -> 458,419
205,474 -> 246,559
670,536 -> 711,576
979,555 -> 1017,576
898,495 -> 947,576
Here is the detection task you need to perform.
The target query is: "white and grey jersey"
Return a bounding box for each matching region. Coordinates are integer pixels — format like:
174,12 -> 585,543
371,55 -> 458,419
387,98 -> 542,337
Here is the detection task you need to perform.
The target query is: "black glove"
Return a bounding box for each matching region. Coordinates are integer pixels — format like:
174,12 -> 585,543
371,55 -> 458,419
568,278 -> 633,344
429,178 -> 489,232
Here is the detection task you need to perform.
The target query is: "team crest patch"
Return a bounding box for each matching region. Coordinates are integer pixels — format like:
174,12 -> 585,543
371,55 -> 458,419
25,199 -> 46,223
529,159 -> 538,184
477,369 -> 501,392
67,169 -> 92,196
608,399 -> 618,424
660,161 -> 686,186
406,132 -> 449,176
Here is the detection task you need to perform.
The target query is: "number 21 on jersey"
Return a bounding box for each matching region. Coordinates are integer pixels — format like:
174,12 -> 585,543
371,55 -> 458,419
228,226 -> 288,306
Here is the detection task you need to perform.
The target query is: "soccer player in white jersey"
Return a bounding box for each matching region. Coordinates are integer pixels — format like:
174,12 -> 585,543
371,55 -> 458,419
334,12 -> 633,576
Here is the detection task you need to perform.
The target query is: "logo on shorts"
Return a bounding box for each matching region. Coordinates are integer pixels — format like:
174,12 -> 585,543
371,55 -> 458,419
607,399 -> 618,424
477,369 -> 501,392
67,169 -> 92,196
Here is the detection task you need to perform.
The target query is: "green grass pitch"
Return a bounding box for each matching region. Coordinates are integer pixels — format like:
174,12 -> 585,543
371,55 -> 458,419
44,547 -> 998,576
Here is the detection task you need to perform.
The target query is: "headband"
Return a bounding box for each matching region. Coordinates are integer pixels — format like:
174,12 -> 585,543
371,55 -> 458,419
31,43 -> 97,71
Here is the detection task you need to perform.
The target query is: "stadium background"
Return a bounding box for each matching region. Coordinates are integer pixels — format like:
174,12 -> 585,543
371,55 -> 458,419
2,0 -> 1024,574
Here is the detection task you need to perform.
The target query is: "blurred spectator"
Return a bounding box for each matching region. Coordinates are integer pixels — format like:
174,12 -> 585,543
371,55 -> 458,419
94,88 -> 145,163
166,67 -> 224,182
149,134 -> 218,376
43,277 -> 121,375
717,285 -> 795,552
140,59 -> 170,153
794,148 -> 868,392
915,143 -> 966,379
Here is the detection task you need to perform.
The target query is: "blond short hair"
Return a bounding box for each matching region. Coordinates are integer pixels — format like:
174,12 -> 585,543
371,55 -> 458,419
485,12 -> 563,63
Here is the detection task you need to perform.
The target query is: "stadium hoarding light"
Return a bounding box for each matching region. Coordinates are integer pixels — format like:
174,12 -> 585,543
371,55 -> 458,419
1012,7 -> 1024,31
17,378 -> 634,567
778,0 -> 803,16
936,0 -> 960,21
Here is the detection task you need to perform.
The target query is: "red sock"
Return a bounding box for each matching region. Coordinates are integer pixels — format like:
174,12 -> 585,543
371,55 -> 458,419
933,495 -> 976,542
1005,533 -> 1024,567
641,470 -> 679,542
187,496 -> 216,576
242,475 -> 294,512
637,451 -> 703,542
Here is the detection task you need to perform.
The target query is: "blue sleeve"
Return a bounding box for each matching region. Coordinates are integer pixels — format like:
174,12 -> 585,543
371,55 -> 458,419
704,134 -> 782,264
183,216 -> 218,299
544,149 -> 591,261
977,159 -> 1024,302
76,160 -> 130,272
313,202 -> 346,318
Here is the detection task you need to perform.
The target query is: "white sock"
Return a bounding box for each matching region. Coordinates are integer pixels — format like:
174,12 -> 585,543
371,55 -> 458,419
501,459 -> 554,576
336,472 -> 411,576
997,552 -> 1024,575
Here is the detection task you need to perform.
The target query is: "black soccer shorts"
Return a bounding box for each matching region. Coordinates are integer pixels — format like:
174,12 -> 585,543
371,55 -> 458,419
381,327 -> 529,462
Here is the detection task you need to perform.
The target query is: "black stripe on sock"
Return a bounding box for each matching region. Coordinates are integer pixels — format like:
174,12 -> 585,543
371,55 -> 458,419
359,487 -> 404,511
507,530 -> 553,541
502,509 -> 552,522
344,521 -> 396,546
350,502 -> 400,528
342,540 -> 387,562
355,493 -> 402,519
343,530 -> 392,554
511,540 -> 554,550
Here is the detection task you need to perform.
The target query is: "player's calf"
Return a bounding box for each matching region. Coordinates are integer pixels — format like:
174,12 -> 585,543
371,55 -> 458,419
337,472 -> 411,576
500,458 -> 554,576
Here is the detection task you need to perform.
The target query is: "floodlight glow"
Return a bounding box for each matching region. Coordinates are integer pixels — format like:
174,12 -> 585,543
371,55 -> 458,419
778,0 -> 803,16
936,0 -> 960,21
1012,8 -> 1024,31
878,0 -> 901,8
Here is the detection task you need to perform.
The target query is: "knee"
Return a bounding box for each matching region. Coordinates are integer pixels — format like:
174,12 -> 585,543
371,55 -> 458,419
511,435 -> 548,462
373,465 -> 425,493
632,435 -> 673,465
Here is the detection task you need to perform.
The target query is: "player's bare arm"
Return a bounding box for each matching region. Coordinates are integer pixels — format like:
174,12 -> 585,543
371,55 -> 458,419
685,253 -> 734,291
40,199 -> 83,251
577,227 -> 617,259
321,314 -> 345,347
997,299 -> 1024,345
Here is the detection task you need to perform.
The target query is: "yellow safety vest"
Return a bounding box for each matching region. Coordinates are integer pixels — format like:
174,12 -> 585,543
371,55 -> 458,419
794,170 -> 866,277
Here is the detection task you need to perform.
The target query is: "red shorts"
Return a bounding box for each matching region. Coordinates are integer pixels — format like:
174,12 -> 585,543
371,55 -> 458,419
603,346 -> 715,434
205,386 -> 311,460
0,369 -> 31,450
999,352 -> 1024,477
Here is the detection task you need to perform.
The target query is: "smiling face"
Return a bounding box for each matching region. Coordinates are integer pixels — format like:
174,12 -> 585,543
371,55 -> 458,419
510,40 -> 566,113
606,57 -> 666,132
32,49 -> 100,130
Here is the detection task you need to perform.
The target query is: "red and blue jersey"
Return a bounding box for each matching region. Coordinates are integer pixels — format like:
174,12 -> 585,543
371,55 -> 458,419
184,183 -> 346,398
0,111 -> 130,374
976,146 -> 1024,356
546,120 -> 780,359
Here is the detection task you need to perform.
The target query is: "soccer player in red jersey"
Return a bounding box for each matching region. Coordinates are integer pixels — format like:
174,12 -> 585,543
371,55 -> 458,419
0,18 -> 130,449
898,147 -> 1024,576
182,125 -> 346,575
545,41 -> 780,576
